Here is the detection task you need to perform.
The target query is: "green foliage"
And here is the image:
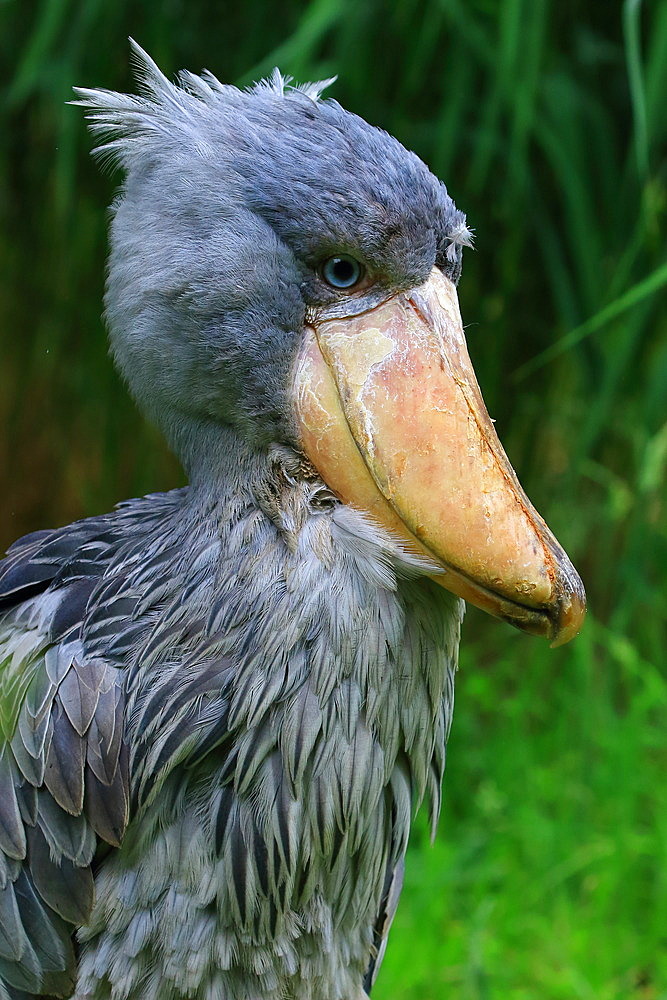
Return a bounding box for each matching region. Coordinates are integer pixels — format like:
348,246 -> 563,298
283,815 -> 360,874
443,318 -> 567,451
379,615 -> 667,998
1,1 -> 665,996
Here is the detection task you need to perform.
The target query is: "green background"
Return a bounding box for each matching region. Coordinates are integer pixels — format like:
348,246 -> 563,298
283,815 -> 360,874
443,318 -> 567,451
1,1 -> 666,997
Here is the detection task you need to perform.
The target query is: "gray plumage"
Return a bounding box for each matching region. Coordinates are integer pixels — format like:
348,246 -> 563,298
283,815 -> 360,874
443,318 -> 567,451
0,43 -> 469,999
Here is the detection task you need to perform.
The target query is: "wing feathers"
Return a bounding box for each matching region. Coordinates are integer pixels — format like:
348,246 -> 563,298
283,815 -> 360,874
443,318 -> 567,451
44,704 -> 85,815
0,504 -> 198,996
9,733 -> 44,789
12,872 -> 73,973
0,754 -> 26,861
0,881 -> 24,961
84,750 -> 129,848
1,618 -> 128,995
26,827 -> 94,926
58,660 -> 102,737
35,792 -> 95,866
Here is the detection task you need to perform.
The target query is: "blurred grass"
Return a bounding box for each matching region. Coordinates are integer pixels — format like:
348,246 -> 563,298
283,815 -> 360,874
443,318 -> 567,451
0,1 -> 665,997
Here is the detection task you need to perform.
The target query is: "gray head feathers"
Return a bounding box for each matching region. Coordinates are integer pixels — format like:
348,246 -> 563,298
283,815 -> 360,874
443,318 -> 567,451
72,42 -> 471,473
73,40 -> 469,269
72,40 -> 337,171
252,67 -> 338,102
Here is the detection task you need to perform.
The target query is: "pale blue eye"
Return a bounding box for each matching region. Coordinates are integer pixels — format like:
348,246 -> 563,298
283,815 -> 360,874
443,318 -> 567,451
321,254 -> 363,289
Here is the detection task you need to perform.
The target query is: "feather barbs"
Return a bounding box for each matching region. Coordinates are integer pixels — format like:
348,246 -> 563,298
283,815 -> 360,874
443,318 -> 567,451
71,39 -> 336,171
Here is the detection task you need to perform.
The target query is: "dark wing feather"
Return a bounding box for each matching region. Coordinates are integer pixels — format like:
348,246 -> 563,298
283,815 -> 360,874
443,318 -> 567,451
0,519 -> 131,998
363,857 -> 405,994
363,759 -> 413,994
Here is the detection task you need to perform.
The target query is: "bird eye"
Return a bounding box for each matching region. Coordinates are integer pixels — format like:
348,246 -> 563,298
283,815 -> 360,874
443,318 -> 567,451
321,255 -> 364,290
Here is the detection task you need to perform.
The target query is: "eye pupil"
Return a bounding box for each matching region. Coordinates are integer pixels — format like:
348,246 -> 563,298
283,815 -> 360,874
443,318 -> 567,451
322,254 -> 363,289
333,259 -> 354,282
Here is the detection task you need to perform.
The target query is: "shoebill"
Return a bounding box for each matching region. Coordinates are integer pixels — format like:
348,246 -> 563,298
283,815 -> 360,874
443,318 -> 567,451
0,43 -> 586,1000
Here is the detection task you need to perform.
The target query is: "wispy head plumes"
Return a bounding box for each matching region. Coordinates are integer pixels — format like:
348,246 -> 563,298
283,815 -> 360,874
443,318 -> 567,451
72,39 -> 335,171
250,66 -> 337,102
